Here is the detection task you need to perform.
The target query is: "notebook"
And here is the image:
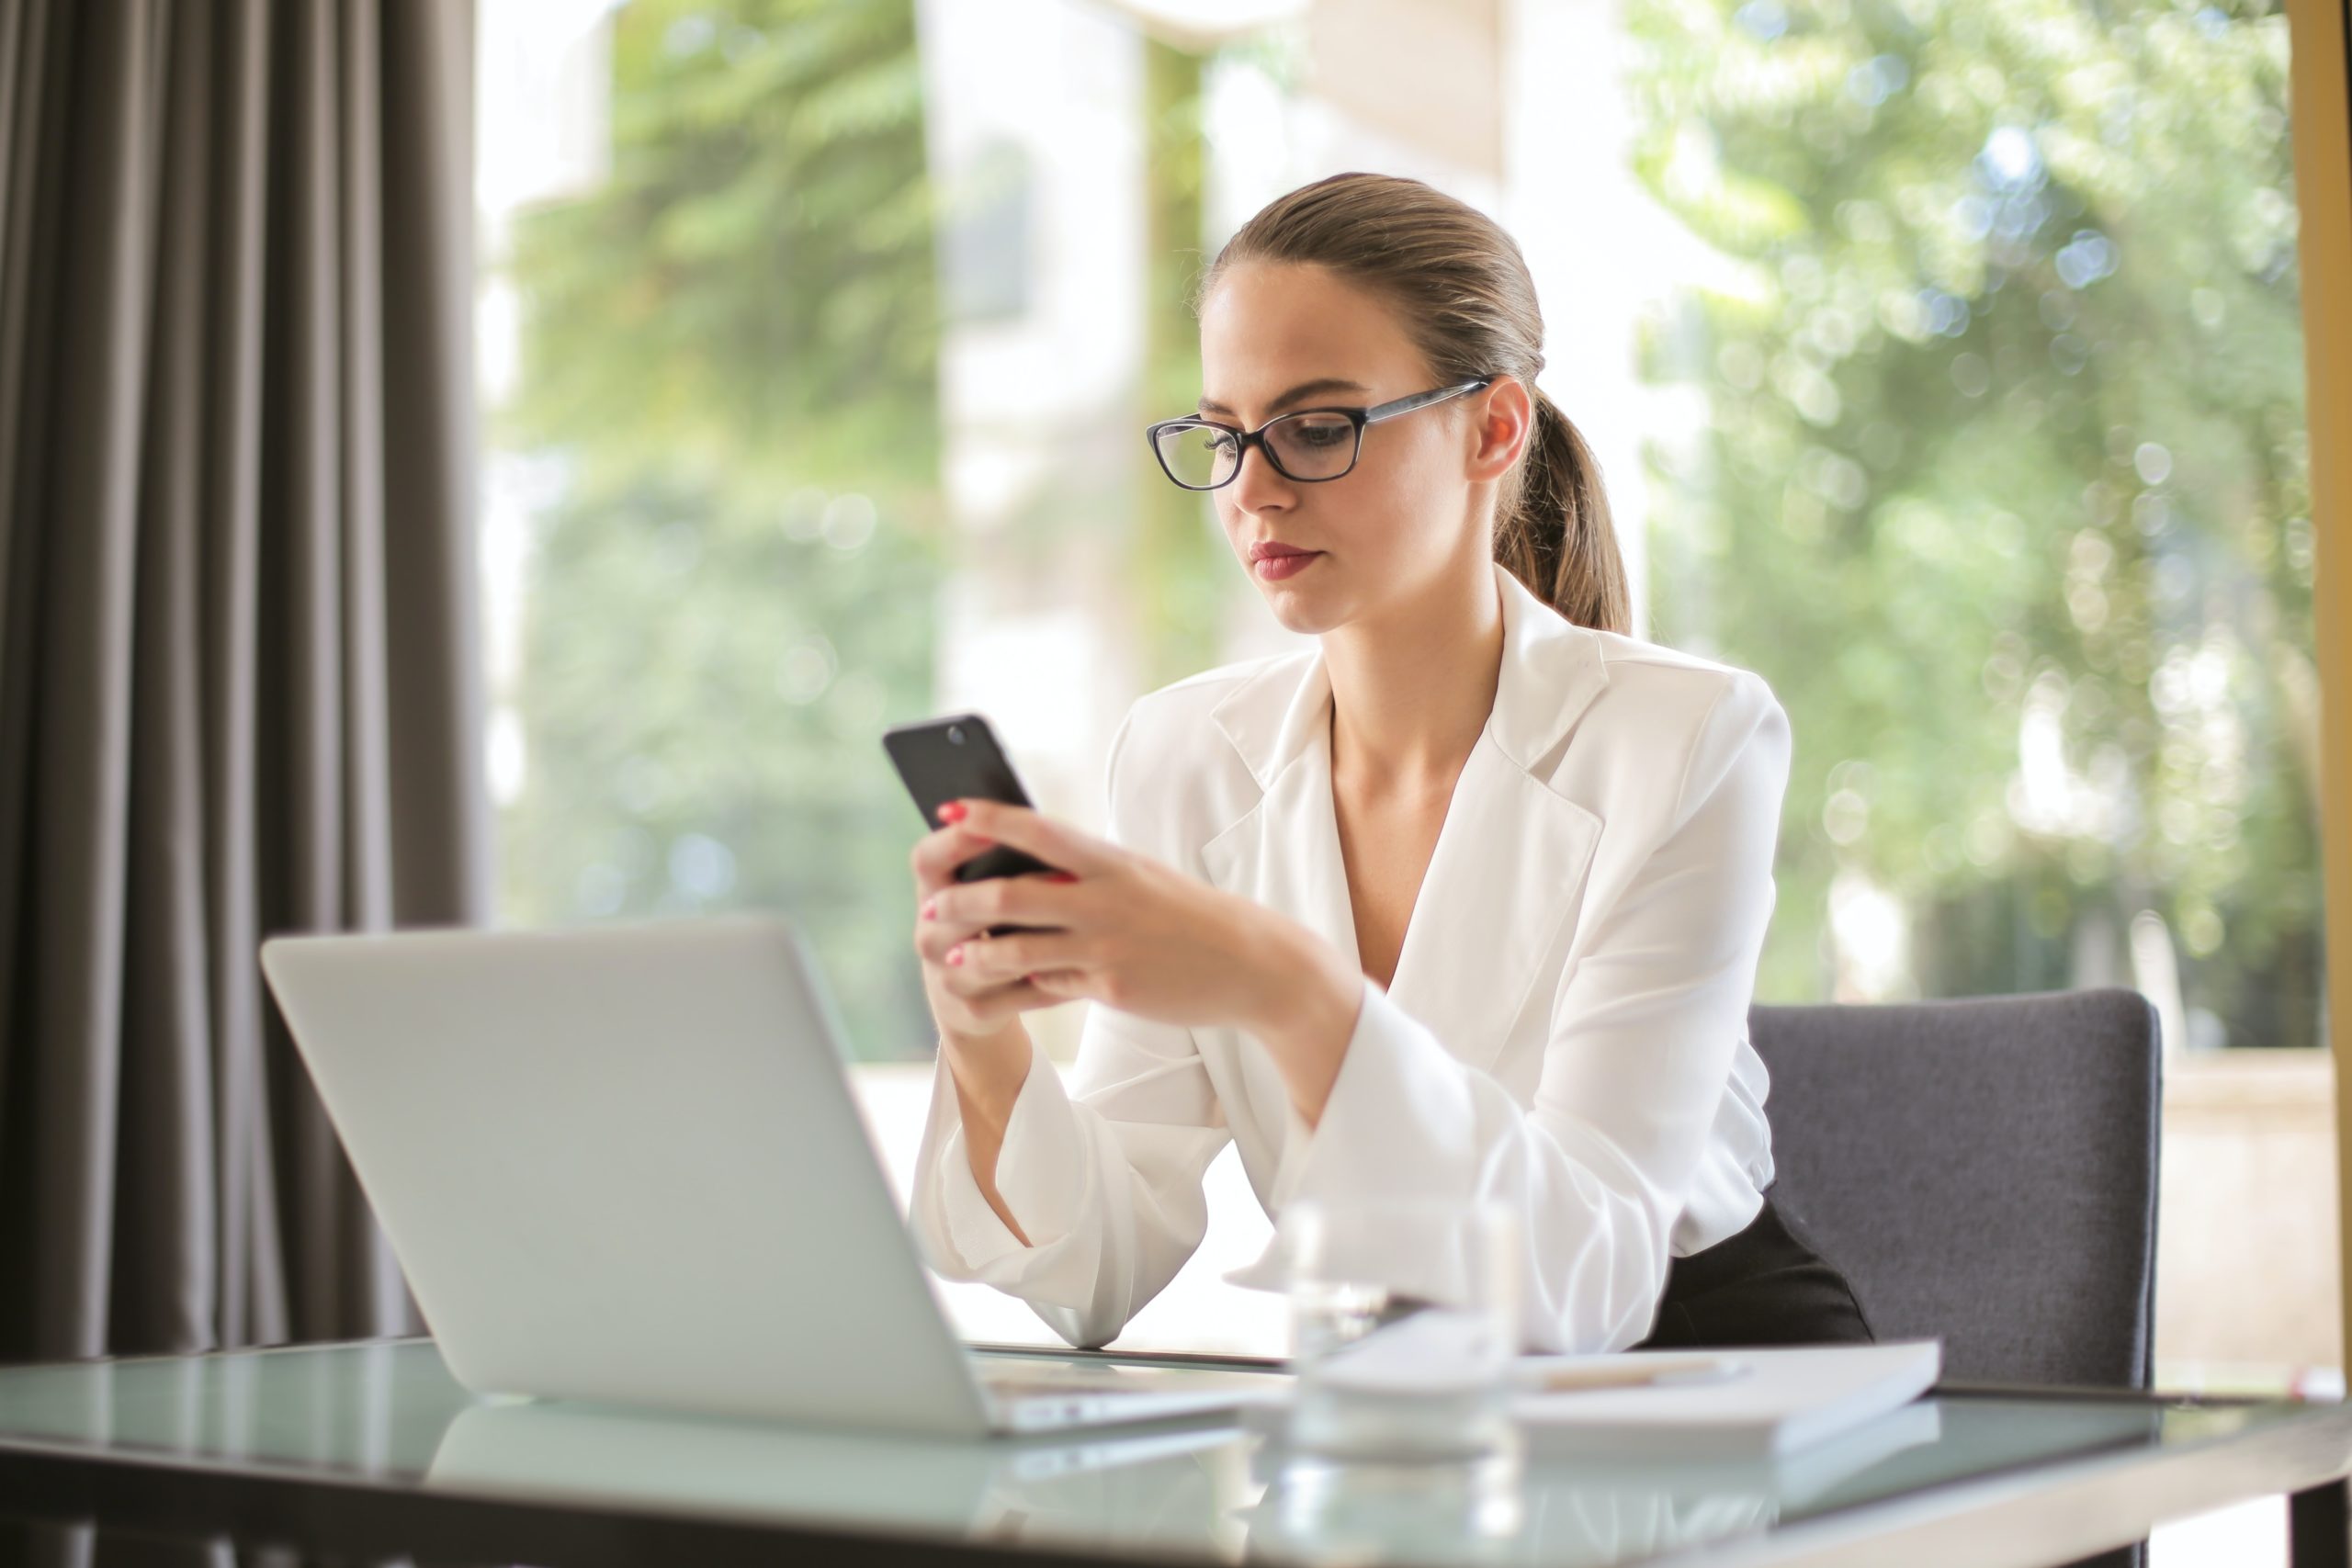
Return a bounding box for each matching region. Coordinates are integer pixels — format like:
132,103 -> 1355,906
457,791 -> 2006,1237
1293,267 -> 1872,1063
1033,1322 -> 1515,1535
1513,1339 -> 1943,1461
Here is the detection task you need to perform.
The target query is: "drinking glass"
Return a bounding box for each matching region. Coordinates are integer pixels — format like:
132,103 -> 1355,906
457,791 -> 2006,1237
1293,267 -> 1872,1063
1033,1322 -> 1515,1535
1283,1196 -> 1520,1461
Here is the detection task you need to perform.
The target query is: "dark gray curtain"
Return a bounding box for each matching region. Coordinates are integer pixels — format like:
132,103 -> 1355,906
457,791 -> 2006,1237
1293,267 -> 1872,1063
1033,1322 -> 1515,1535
0,0 -> 487,1361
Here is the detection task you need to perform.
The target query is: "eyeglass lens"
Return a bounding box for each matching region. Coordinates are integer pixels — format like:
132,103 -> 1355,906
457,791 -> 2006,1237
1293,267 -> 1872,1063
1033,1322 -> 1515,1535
1155,412 -> 1360,489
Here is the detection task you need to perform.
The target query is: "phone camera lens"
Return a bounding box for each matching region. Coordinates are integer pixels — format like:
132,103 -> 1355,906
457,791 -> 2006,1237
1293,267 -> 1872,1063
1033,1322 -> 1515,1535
946,724 -> 967,746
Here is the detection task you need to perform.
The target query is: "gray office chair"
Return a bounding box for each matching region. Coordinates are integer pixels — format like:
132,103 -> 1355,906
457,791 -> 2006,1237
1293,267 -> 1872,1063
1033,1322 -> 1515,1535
1747,987 -> 2163,1389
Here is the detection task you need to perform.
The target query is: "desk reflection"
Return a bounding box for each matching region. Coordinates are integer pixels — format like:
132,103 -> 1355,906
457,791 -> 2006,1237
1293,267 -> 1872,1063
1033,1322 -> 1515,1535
426,1398 -> 1242,1548
0,1341 -> 2184,1568
1232,1402 -> 1946,1566
423,1393 -> 1957,1567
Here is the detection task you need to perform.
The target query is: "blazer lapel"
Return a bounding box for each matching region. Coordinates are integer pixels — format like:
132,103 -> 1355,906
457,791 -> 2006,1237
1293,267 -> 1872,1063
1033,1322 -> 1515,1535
1391,565 -> 1615,1070
1199,563 -> 1611,1076
1384,735 -> 1603,1074
1199,654 -> 1358,970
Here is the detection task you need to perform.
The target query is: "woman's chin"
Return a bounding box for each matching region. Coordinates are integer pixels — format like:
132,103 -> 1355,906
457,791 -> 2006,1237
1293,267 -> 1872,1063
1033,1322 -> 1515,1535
1261,583 -> 1347,637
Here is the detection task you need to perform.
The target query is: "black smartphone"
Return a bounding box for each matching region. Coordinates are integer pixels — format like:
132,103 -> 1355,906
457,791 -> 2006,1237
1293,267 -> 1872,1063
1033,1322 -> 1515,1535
881,713 -> 1058,889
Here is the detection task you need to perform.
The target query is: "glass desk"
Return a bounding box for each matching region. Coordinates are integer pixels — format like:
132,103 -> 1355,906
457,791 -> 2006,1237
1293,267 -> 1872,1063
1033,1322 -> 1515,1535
0,1337 -> 2344,1568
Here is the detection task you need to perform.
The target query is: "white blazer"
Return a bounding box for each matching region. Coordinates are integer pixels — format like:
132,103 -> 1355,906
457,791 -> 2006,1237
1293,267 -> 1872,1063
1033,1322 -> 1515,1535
910,559 -> 1792,1354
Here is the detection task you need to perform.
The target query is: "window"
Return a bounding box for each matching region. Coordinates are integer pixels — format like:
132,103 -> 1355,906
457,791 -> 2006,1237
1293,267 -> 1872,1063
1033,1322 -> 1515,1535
477,0 -> 2329,1377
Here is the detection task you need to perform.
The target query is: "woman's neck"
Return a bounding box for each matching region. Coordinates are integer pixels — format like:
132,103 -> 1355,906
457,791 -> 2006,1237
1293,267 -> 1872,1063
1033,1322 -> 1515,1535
1321,561 -> 1505,795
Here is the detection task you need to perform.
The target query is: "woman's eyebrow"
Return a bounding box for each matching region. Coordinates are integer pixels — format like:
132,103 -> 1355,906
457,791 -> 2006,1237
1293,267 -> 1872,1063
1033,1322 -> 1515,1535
1196,377 -> 1371,418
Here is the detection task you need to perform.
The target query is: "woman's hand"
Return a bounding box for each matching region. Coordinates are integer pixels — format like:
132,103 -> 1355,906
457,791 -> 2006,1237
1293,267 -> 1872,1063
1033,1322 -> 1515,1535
909,808 -> 1059,1051
909,807 -> 1051,1235
918,797 -> 1368,1123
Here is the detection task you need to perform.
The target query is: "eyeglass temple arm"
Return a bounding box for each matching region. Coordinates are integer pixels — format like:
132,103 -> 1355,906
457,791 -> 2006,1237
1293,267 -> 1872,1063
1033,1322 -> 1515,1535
1363,377 -> 1496,424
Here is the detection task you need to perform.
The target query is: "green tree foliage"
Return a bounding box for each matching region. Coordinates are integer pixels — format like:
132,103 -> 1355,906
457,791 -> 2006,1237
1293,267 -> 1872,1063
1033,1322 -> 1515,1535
1136,39 -> 1230,689
498,0 -> 944,1059
1627,0 -> 2317,1045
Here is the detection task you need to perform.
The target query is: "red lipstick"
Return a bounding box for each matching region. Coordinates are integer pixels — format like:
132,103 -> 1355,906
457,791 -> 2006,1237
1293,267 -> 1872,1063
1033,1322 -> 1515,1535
1249,540 -> 1322,581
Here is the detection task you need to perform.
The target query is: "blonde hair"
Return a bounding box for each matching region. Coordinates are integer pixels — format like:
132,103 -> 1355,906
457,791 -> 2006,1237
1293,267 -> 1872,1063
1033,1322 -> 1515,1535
1196,173 -> 1630,633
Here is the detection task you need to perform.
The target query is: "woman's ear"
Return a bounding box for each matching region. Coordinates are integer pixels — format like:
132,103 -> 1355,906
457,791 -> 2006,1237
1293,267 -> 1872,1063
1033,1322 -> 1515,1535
1464,376 -> 1534,483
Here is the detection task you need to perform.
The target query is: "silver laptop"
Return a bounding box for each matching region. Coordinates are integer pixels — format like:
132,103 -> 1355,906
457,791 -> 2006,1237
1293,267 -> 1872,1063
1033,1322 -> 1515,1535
258,915 -> 1283,1437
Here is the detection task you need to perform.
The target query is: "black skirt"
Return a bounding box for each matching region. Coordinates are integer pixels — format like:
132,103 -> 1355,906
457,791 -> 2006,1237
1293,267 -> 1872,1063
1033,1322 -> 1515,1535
1629,1187 -> 1876,1351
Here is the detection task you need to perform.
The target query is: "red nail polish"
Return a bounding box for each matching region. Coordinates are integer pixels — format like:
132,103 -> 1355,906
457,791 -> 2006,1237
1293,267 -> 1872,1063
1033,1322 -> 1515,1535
938,801 -> 967,824
1046,872 -> 1079,885
921,899 -> 937,920
945,946 -> 964,966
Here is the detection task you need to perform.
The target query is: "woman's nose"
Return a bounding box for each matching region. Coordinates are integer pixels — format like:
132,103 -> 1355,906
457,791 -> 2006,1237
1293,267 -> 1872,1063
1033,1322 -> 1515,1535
1228,442 -> 1294,514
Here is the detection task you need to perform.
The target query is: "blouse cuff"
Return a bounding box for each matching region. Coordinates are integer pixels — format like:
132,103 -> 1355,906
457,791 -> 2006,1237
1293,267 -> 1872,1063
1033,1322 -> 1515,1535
1284,981 -> 1479,1207
933,1043 -> 1085,1269
1227,985 -> 1480,1294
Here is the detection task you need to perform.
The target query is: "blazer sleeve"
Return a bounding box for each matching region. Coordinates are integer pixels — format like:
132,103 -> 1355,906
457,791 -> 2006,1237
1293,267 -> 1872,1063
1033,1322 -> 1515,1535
908,707 -> 1234,1350
1272,668 -> 1792,1354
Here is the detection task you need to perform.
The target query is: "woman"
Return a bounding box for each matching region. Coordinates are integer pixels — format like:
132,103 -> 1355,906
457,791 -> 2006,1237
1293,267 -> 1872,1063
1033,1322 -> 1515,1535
904,172 -> 1872,1356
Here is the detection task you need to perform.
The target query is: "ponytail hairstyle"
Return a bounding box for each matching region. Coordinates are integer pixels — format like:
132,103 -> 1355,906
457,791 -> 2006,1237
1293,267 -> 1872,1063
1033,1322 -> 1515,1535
1194,173 -> 1631,634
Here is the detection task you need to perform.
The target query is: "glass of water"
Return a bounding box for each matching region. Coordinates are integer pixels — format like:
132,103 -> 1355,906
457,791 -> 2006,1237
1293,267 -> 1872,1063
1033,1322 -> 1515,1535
1283,1196 -> 1521,1461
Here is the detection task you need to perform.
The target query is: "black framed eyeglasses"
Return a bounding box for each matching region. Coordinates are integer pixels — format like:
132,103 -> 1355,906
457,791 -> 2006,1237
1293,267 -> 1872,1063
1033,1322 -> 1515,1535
1145,377 -> 1496,491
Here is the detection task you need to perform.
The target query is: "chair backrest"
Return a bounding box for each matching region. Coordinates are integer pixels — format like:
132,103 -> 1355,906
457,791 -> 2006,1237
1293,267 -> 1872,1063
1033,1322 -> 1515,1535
1747,987 -> 2162,1388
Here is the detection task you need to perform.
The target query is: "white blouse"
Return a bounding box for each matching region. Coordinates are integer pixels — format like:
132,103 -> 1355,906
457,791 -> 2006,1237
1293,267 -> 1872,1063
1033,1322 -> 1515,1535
910,560 -> 1791,1354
